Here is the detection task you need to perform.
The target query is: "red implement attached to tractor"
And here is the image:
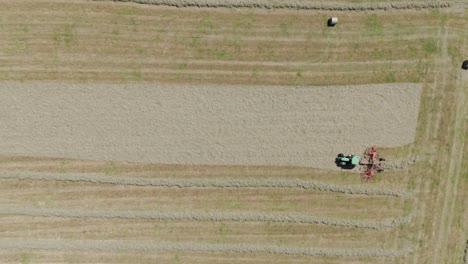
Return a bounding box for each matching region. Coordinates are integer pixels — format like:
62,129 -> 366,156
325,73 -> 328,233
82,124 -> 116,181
359,146 -> 384,180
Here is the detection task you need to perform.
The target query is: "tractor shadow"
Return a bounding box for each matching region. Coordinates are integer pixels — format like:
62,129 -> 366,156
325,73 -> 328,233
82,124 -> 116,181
335,162 -> 356,170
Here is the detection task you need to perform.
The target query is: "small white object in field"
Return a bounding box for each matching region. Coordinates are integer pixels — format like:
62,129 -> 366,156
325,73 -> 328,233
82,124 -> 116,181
328,17 -> 338,27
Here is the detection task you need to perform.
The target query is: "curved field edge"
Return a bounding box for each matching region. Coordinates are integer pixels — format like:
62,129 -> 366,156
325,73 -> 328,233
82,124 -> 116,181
0,171 -> 411,197
0,239 -> 411,257
0,207 -> 411,229
97,0 -> 458,10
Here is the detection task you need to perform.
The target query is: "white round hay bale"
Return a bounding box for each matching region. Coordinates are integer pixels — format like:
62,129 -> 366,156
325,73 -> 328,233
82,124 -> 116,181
328,17 -> 338,27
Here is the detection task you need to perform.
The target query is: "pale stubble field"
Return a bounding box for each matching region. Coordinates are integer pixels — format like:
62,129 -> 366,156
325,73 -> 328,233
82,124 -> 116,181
0,83 -> 421,169
0,1 -> 466,263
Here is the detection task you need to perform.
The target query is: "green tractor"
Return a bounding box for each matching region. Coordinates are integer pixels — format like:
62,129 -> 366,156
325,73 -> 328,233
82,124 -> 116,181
335,153 -> 360,169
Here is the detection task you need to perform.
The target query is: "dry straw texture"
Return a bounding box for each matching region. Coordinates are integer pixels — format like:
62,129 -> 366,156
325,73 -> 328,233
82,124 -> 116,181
0,171 -> 411,197
0,83 -> 422,170
0,207 -> 411,229
0,239 -> 410,257
102,0 -> 454,10
380,157 -> 418,170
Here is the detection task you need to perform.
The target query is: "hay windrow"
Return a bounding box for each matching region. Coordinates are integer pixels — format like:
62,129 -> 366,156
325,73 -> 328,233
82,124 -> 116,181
100,0 -> 455,10
0,207 -> 411,229
0,239 -> 411,257
0,171 -> 411,197
380,157 -> 418,170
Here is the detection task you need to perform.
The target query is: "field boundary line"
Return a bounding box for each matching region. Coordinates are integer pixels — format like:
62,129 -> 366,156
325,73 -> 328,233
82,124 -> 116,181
95,0 -> 461,10
0,171 -> 411,197
0,239 -> 411,257
0,207 -> 411,229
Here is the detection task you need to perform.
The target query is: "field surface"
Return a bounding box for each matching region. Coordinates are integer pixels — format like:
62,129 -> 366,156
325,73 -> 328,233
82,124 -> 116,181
0,83 -> 421,169
0,1 -> 466,264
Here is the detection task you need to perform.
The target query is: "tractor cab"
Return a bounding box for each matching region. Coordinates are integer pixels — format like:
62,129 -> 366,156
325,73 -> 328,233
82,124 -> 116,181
335,153 -> 360,169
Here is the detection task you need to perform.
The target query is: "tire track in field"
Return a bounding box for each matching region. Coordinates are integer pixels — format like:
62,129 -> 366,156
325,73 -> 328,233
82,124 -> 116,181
0,171 -> 411,197
98,0 -> 456,10
0,207 -> 411,229
0,239 -> 411,257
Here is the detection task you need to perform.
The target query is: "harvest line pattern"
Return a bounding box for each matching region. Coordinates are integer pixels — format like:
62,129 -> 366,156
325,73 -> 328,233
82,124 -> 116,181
0,239 -> 411,257
100,0 -> 457,10
0,207 -> 411,229
0,171 -> 410,197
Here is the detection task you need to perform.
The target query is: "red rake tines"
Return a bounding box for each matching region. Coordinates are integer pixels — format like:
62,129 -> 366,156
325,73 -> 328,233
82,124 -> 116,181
361,146 -> 379,181
362,166 -> 377,181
